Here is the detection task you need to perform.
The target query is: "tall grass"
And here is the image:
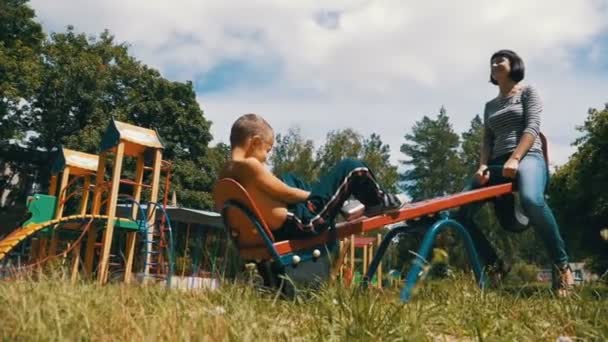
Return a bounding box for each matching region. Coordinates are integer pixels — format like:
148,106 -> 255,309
0,271 -> 606,341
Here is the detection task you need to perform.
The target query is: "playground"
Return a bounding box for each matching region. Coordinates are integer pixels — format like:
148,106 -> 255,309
0,120 -> 241,288
2,1 -> 608,339
0,119 -> 607,340
0,118 -> 547,297
0,119 -> 518,294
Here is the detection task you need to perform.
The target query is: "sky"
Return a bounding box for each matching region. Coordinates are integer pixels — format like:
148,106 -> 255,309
29,0 -> 608,167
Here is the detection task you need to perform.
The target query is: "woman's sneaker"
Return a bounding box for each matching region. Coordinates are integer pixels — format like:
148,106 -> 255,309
552,264 -> 574,297
364,193 -> 409,217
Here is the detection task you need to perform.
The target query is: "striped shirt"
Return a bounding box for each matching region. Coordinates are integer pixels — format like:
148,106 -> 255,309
484,84 -> 543,160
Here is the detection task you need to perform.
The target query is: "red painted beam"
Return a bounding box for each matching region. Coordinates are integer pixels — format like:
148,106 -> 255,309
239,183 -> 513,260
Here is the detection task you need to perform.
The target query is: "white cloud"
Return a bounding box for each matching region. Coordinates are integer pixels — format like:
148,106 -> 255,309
30,0 -> 608,166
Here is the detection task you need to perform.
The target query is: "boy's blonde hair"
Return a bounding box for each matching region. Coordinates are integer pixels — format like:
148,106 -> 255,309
229,113 -> 273,148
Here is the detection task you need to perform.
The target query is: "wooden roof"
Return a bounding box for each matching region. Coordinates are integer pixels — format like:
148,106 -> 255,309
51,148 -> 99,176
100,120 -> 164,156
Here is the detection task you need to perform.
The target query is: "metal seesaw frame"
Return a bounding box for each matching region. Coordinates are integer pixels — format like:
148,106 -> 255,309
215,180 -> 513,301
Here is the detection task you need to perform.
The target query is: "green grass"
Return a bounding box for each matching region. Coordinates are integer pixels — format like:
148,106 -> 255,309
0,271 -> 606,341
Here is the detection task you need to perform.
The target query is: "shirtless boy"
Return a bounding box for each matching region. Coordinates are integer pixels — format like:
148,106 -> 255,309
219,113 -> 406,241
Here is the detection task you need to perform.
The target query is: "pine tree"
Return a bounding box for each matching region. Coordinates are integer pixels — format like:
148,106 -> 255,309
399,107 -> 464,201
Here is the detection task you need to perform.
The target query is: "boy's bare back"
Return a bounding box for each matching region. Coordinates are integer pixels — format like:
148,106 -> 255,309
220,158 -> 292,230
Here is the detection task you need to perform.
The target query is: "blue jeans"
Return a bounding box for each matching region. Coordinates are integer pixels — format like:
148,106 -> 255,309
456,152 -> 568,268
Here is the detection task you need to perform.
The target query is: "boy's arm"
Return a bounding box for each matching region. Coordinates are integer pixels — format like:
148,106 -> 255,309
248,161 -> 310,203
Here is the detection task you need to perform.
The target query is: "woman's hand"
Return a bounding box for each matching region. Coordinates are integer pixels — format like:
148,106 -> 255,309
474,165 -> 490,185
502,157 -> 520,178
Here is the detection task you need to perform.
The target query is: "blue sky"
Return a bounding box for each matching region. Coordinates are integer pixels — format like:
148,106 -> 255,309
29,0 -> 608,167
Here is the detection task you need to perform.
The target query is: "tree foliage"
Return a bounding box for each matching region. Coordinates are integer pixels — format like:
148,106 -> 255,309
0,0 -> 45,221
0,0 -> 43,143
460,115 -> 484,177
270,127 -> 399,193
316,129 -> 398,192
270,127 -> 317,183
316,128 -> 363,176
360,133 -> 399,193
1,6 -> 219,213
550,104 -> 608,274
400,107 -> 464,201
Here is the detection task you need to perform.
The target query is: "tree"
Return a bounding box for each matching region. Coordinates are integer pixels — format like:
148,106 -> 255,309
0,0 -> 43,141
316,129 -> 398,192
360,133 -> 399,193
316,128 -> 363,176
270,127 -> 317,183
400,107 -> 464,201
460,115 -> 484,178
550,104 -> 608,274
0,0 -> 44,217
1,14 -> 219,213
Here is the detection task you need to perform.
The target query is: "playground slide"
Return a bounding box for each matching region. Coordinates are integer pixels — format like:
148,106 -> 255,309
0,215 -> 137,261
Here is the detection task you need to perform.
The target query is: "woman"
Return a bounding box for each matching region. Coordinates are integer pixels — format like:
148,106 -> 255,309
458,49 -> 573,296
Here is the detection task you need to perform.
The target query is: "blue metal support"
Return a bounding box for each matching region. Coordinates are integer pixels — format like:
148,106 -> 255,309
360,224 -> 415,288
400,217 -> 486,302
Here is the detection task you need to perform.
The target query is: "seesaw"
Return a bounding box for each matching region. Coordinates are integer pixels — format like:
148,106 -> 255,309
213,178 -> 514,301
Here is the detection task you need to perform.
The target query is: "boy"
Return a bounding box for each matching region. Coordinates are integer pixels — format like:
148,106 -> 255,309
219,113 -> 406,241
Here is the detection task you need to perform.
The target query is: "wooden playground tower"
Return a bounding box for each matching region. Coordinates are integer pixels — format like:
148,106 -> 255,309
0,120 -> 172,284
83,120 -> 165,284
35,148 -> 99,261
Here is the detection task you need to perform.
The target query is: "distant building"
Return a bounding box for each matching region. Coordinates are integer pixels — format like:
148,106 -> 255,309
537,262 -> 598,284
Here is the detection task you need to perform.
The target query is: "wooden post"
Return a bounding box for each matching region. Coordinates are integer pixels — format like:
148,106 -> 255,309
362,244 -> 368,275
338,239 -> 345,279
123,155 -> 145,283
69,176 -> 91,282
84,152 -> 107,276
48,175 -> 58,196
70,245 -> 81,284
48,168 -> 71,257
377,233 -> 382,289
28,239 -> 39,261
97,142 -> 125,284
54,169 -> 70,219
143,148 -> 162,282
38,239 -> 48,260
368,242 -> 374,286
36,238 -> 48,262
349,234 -> 355,283
35,174 -> 56,262
79,176 -> 91,215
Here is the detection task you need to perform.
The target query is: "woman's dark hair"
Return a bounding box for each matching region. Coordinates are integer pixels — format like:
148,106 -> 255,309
489,49 -> 525,85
